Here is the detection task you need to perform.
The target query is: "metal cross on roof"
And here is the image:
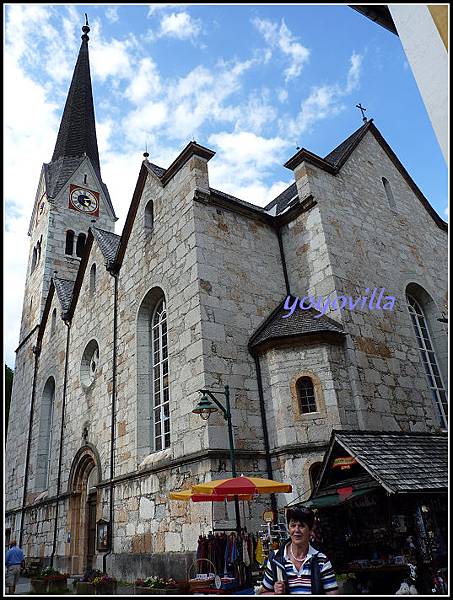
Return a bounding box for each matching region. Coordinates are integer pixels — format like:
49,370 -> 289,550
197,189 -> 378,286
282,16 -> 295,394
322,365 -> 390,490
356,103 -> 368,122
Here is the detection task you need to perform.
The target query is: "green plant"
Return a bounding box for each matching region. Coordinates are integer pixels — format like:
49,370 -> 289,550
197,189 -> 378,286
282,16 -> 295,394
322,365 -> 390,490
139,576 -> 177,589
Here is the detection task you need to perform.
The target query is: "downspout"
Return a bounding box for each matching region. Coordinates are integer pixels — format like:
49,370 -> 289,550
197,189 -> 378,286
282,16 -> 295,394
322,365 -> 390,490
19,341 -> 41,548
50,319 -> 71,567
103,269 -> 118,573
276,228 -> 291,296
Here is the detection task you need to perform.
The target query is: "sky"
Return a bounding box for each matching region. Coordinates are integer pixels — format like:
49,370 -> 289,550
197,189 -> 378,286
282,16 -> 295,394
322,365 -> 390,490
4,3 -> 448,369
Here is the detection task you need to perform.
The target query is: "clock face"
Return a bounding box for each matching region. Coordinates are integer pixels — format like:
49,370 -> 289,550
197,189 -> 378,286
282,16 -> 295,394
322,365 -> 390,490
69,185 -> 99,215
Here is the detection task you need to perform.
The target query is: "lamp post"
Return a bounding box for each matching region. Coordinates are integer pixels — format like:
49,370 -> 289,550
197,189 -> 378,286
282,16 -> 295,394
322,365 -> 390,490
192,385 -> 241,533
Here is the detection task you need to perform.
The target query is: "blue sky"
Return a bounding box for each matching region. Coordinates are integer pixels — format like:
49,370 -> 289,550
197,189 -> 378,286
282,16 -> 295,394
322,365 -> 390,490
4,4 -> 448,367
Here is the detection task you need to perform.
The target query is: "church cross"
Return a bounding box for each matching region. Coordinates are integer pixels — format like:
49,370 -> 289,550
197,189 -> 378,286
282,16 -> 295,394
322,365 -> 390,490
356,103 -> 368,122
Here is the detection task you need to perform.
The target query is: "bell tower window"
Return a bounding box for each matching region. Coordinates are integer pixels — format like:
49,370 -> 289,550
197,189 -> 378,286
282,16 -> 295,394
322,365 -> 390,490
65,230 -> 75,256
76,233 -> 86,258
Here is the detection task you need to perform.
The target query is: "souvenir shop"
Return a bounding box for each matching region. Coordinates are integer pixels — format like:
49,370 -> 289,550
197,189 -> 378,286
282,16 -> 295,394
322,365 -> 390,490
305,431 -> 448,595
189,503 -> 289,594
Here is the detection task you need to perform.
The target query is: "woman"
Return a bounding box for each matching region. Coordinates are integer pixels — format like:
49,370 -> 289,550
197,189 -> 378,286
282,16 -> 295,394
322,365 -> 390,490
259,506 -> 339,595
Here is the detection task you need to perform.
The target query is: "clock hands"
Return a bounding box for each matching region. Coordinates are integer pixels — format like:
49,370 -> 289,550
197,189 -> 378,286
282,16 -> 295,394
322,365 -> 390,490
77,194 -> 91,207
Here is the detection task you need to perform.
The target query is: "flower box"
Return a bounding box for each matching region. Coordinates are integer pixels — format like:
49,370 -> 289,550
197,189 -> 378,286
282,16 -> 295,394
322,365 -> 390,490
75,581 -> 96,595
134,586 -> 180,595
30,578 -> 48,594
94,581 -> 117,595
47,578 -> 69,593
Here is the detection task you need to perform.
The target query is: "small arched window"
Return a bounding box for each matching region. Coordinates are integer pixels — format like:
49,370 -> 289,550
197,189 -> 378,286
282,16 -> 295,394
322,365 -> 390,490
406,293 -> 447,428
76,233 -> 86,258
65,230 -> 75,255
31,247 -> 38,272
90,264 -> 96,296
51,308 -> 57,336
36,238 -> 42,264
297,377 -> 317,414
382,177 -> 397,211
144,200 -> 154,231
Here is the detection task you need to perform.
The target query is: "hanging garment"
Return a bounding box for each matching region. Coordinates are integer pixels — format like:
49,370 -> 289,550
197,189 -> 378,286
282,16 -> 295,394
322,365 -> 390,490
243,535 -> 250,567
255,536 -> 265,566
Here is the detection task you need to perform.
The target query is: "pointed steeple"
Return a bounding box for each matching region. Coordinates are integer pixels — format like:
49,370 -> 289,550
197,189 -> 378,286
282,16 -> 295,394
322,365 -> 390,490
51,15 -> 100,173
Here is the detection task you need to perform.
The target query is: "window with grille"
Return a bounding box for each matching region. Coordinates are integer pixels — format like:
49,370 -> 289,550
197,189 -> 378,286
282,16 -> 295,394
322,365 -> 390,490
152,299 -> 170,450
297,377 -> 317,414
407,294 -> 447,429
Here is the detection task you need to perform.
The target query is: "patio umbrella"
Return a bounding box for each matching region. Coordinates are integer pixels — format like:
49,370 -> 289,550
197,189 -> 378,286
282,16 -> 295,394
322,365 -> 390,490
192,475 -> 292,496
169,489 -> 253,502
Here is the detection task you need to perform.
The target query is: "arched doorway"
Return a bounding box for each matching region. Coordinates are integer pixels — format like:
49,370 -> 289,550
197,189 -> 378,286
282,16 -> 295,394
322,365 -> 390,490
68,446 -> 101,574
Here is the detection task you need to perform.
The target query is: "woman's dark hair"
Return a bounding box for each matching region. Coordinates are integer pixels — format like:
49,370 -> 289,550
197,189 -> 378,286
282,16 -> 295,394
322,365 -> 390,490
286,506 -> 315,529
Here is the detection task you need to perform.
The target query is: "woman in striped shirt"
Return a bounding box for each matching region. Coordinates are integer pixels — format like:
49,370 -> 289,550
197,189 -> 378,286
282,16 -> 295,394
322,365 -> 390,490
259,506 -> 339,595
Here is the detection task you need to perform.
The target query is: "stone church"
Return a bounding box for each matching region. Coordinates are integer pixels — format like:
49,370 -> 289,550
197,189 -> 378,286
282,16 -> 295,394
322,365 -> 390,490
5,21 -> 448,580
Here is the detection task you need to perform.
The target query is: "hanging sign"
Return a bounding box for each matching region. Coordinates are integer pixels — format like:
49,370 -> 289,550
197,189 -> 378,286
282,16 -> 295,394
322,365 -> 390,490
332,457 -> 357,470
263,510 -> 275,523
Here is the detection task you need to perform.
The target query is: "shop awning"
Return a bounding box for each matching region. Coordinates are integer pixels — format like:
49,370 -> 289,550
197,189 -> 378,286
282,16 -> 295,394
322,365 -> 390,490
304,486 -> 379,508
310,430 -> 448,500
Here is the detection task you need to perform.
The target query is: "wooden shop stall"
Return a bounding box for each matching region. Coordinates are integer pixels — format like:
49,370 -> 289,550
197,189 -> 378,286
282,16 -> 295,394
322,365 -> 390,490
304,430 -> 447,595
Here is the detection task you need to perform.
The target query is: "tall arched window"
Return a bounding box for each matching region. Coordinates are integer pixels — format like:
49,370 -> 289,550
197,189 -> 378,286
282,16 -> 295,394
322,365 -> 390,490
152,299 -> 170,451
144,200 -> 154,231
36,377 -> 55,490
76,233 -> 86,258
382,177 -> 397,210
65,230 -> 75,255
297,377 -> 317,414
90,264 -> 96,296
407,293 -> 447,428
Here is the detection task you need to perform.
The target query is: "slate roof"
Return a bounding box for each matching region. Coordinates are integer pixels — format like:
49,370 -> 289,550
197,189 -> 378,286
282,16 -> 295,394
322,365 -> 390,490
210,188 -> 269,214
324,120 -> 371,167
249,298 -> 344,349
92,226 -> 121,267
146,162 -> 167,179
334,431 -> 448,494
53,277 -> 76,315
51,35 -> 100,173
264,182 -> 298,215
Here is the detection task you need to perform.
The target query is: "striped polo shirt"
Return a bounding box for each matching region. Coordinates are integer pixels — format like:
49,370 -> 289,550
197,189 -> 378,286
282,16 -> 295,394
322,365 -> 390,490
262,543 -> 338,594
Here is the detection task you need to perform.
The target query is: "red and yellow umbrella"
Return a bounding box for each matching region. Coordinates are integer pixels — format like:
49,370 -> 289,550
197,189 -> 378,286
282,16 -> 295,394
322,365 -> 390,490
192,475 -> 292,496
169,489 -> 253,502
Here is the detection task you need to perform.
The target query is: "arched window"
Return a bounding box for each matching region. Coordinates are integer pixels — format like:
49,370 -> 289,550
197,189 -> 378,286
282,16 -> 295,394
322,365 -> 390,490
382,177 -> 397,210
51,308 -> 57,336
144,200 -> 154,231
406,293 -> 447,428
76,233 -> 86,258
90,264 -> 96,296
65,230 -> 75,255
36,377 -> 55,490
297,377 -> 317,414
152,299 -> 170,451
31,247 -> 38,272
36,238 -> 42,264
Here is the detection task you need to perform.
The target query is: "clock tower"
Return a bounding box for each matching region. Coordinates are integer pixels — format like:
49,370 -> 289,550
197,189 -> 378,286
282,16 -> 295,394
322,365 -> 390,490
19,17 -> 117,341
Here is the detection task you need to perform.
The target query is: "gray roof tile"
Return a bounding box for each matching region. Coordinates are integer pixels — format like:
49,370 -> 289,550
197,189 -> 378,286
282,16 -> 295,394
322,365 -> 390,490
250,299 -> 344,348
53,277 -> 76,314
335,431 -> 447,493
92,226 -> 121,266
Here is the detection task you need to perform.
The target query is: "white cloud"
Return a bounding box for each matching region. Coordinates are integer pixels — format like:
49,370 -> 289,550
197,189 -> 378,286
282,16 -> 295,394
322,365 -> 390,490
125,57 -> 162,104
158,12 -> 201,41
444,205 -> 448,219
147,4 -> 187,18
253,17 -> 310,82
105,7 -> 119,23
287,51 -> 363,137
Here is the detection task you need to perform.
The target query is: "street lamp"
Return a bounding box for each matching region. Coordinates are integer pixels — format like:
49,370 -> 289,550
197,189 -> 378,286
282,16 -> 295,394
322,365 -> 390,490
192,385 -> 241,533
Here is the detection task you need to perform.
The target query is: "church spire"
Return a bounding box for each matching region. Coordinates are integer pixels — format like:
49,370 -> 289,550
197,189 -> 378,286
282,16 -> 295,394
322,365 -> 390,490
51,15 -> 100,174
